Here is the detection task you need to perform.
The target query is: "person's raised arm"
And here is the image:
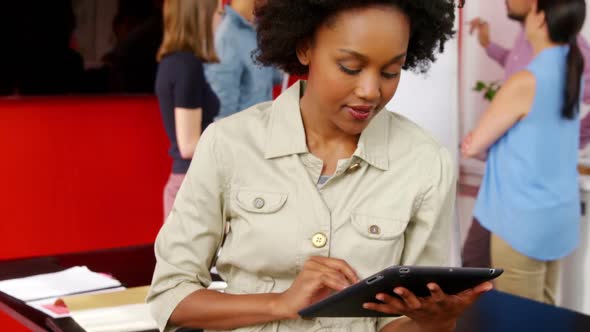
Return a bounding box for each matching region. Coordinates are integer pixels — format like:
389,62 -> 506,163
462,70 -> 535,158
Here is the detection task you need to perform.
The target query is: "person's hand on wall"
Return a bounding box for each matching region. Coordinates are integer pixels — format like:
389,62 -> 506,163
469,18 -> 491,48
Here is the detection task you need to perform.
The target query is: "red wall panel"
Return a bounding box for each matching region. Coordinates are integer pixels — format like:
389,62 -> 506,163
0,96 -> 170,259
0,95 -> 170,328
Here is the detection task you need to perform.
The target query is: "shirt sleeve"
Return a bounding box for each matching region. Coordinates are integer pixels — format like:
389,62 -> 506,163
173,57 -> 206,109
147,123 -> 227,332
377,316 -> 405,331
401,146 -> 456,266
485,42 -> 510,68
377,146 -> 456,331
205,33 -> 243,118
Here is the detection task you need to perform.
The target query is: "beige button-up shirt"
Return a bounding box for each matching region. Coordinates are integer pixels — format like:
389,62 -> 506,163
148,81 -> 456,332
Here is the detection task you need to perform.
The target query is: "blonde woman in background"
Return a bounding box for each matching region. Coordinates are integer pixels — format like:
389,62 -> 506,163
156,0 -> 220,220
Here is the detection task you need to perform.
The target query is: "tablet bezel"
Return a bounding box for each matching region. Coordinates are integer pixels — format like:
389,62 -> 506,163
298,265 -> 503,318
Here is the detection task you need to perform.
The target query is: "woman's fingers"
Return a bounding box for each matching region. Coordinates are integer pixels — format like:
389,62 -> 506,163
317,273 -> 350,292
302,258 -> 361,292
457,281 -> 494,304
363,293 -> 404,315
427,283 -> 446,304
393,287 -> 422,310
304,260 -> 354,286
309,256 -> 359,284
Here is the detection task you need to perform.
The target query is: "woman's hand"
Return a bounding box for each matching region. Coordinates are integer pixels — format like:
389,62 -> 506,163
364,281 -> 493,332
272,256 -> 359,319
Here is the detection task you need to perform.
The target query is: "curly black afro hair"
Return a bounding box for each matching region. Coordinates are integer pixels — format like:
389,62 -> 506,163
254,0 -> 462,75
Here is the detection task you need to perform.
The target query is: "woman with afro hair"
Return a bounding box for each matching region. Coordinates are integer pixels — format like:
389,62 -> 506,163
148,1 -> 491,331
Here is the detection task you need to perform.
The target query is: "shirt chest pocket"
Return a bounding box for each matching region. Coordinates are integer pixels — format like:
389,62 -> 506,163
341,214 -> 409,276
350,214 -> 407,240
228,190 -> 289,242
225,190 -> 295,276
233,190 -> 288,215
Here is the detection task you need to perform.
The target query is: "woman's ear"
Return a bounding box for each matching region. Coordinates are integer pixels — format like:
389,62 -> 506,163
530,1 -> 545,29
296,40 -> 312,66
536,10 -> 546,30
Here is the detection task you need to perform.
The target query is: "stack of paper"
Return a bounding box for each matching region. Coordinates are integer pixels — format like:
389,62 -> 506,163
0,266 -> 122,302
0,266 -> 228,331
60,286 -> 157,332
70,303 -> 155,332
27,287 -> 126,319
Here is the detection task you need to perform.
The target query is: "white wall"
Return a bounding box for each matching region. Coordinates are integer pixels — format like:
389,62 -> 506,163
386,18 -> 459,164
386,13 -> 461,266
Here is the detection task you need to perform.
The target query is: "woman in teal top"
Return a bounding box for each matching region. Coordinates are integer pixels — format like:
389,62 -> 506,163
462,0 -> 586,304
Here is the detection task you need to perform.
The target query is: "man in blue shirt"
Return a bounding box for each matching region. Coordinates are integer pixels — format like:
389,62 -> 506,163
205,0 -> 283,120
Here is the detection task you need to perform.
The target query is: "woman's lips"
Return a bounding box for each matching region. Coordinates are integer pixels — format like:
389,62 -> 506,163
345,105 -> 374,121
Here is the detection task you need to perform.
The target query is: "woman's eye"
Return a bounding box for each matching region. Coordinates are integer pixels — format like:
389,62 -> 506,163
338,64 -> 361,75
381,72 -> 399,79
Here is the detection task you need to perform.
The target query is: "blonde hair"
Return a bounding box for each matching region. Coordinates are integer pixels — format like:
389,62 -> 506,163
157,0 -> 218,62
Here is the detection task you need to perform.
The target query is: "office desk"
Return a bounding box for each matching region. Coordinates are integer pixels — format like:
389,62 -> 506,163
2,245 -> 590,332
0,244 -> 156,332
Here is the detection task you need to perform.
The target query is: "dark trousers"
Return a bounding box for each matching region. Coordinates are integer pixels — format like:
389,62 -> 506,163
461,218 -> 491,268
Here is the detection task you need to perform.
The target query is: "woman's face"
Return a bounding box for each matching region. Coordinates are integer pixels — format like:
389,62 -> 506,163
298,5 -> 410,136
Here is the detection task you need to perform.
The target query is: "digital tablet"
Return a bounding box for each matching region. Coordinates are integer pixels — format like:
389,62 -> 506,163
298,266 -> 503,318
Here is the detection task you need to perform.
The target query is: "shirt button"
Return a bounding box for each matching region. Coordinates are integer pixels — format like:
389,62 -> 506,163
346,162 -> 361,174
312,232 -> 328,248
369,225 -> 381,235
253,197 -> 265,209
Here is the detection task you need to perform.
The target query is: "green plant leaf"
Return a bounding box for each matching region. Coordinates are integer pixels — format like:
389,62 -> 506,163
474,81 -> 486,91
484,89 -> 495,101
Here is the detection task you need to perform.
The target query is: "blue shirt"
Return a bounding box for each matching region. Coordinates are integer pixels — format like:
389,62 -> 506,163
205,6 -> 282,120
474,46 -> 581,261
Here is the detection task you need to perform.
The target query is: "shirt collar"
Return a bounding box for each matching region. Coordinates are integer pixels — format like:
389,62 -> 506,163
224,6 -> 253,30
264,81 -> 390,171
354,108 -> 390,171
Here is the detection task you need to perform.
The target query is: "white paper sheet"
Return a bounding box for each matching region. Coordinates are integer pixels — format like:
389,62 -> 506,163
0,266 -> 121,302
69,303 -> 157,332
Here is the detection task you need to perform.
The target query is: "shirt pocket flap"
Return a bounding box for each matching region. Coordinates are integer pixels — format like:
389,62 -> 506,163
234,190 -> 288,214
351,214 -> 406,240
